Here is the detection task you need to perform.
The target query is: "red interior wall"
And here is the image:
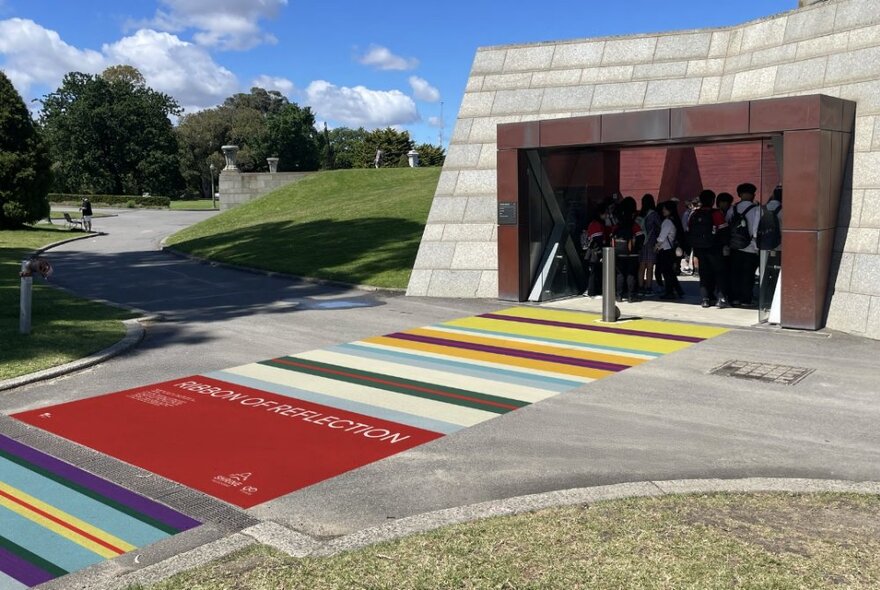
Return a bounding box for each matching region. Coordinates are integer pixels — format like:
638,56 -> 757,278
619,141 -> 778,202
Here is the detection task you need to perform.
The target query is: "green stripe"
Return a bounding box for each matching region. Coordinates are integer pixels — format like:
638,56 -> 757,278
0,533 -> 68,578
0,448 -> 179,536
259,357 -> 529,414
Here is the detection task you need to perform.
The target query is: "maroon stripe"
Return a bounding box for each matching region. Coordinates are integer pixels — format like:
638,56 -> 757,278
387,332 -> 628,373
479,313 -> 704,343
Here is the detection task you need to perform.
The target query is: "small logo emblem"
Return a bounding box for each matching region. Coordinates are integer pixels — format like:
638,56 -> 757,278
39,413 -> 52,418
240,486 -> 259,496
212,472 -> 254,488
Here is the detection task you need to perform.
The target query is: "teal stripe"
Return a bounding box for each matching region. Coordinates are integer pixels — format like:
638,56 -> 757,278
0,571 -> 27,590
0,456 -> 168,548
205,371 -> 461,435
434,324 -> 663,358
0,507 -> 102,573
335,343 -> 581,391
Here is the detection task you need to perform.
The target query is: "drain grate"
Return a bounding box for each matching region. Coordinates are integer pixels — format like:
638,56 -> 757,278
710,360 -> 815,385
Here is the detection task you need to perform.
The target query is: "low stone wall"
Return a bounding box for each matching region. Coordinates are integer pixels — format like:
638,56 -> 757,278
218,171 -> 314,210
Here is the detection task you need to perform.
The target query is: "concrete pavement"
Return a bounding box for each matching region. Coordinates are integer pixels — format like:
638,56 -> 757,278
3,209 -> 880,586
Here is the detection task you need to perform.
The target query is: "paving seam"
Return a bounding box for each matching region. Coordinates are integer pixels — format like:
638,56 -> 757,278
88,477 -> 880,590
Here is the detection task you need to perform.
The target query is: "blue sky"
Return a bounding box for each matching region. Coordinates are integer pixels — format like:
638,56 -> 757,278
0,0 -> 794,145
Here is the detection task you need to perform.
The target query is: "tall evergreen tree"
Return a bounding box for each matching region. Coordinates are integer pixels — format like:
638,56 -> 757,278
0,71 -> 51,227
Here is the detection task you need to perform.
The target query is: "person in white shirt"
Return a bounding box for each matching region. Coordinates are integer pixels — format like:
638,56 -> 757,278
655,200 -> 685,300
729,182 -> 762,306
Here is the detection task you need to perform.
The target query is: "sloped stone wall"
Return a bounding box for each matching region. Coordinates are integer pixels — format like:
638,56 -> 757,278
408,0 -> 880,339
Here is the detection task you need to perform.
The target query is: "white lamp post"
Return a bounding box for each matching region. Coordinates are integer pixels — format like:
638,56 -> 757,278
209,163 -> 216,209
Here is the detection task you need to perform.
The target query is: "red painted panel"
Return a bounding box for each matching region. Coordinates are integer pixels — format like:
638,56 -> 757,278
540,116 -> 601,147
14,376 -> 442,508
498,121 -> 539,149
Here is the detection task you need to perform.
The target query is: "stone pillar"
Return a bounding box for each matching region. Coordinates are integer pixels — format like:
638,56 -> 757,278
407,150 -> 420,168
267,157 -> 279,173
222,145 -> 239,171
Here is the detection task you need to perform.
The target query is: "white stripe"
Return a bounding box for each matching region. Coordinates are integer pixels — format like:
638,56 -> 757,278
424,325 -> 655,360
295,349 -> 556,403
352,341 -> 595,384
222,364 -> 499,427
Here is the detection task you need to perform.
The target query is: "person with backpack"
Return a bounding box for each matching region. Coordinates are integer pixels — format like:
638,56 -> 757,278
581,205 -> 609,298
611,199 -> 644,303
729,182 -> 762,307
688,189 -> 730,308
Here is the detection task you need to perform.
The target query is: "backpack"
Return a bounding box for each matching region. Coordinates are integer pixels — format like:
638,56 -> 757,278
613,225 -> 634,256
688,208 -> 715,249
729,203 -> 758,250
756,205 -> 782,250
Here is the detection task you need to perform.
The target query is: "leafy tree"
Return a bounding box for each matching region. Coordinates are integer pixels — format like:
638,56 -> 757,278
358,127 -> 415,168
0,70 -> 52,227
320,123 -> 334,170
101,65 -> 146,87
40,68 -> 182,196
325,127 -> 368,169
264,103 -> 320,171
223,87 -> 288,117
414,142 -> 446,167
176,108 -> 228,198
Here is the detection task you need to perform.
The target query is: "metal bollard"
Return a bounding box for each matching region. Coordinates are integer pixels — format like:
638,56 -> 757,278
20,260 -> 32,335
601,247 -> 620,323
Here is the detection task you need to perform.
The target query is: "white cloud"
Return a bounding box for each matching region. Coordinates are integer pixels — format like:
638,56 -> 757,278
305,80 -> 419,128
408,75 -> 440,102
138,0 -> 287,50
0,19 -> 238,111
357,45 -> 418,71
251,74 -> 294,95
0,18 -> 104,95
427,115 -> 444,128
104,29 -> 239,110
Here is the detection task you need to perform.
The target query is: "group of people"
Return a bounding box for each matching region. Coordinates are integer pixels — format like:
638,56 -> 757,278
581,183 -> 783,309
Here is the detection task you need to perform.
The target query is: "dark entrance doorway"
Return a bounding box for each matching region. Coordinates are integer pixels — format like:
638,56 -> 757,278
497,95 -> 854,330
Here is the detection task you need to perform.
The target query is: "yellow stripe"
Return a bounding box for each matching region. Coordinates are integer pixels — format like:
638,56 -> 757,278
445,316 -> 689,355
363,335 -> 610,380
497,306 -> 729,339
403,327 -> 646,368
0,481 -> 135,558
299,349 -> 558,403
223,363 -> 498,427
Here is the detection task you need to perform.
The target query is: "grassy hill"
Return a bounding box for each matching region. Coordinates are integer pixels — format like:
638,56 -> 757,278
165,168 -> 440,289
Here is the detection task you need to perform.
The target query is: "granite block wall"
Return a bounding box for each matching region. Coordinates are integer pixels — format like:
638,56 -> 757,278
408,0 -> 880,339
218,171 -> 313,210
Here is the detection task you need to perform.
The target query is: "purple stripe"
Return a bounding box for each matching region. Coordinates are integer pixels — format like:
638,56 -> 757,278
0,434 -> 199,532
480,313 -> 704,343
387,332 -> 629,373
0,545 -> 55,587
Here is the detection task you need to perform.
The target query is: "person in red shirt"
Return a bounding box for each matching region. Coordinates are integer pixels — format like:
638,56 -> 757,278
611,198 -> 645,302
582,204 -> 609,297
688,189 -> 730,308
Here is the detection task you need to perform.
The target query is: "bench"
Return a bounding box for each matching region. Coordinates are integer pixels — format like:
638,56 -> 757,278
63,212 -> 83,230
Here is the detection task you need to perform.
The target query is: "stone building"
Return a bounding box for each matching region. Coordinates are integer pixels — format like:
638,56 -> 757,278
407,0 -> 880,339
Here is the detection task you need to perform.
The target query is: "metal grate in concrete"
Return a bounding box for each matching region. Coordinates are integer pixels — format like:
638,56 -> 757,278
710,360 -> 815,386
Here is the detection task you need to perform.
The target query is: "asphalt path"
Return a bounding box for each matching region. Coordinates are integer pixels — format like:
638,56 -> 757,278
4,209 -> 880,539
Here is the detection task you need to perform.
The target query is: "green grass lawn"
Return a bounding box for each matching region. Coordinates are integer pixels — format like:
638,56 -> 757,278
170,200 -> 218,211
136,492 -> 880,590
0,226 -> 134,381
166,168 -> 440,289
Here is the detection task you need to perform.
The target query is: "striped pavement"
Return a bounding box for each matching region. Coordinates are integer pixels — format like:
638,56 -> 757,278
210,307 -> 727,441
0,435 -> 199,589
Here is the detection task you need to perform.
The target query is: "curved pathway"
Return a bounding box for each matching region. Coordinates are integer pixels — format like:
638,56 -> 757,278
3,209 -> 880,543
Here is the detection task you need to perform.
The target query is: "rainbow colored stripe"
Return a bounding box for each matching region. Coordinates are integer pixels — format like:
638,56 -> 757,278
0,435 -> 199,589
211,307 -> 727,436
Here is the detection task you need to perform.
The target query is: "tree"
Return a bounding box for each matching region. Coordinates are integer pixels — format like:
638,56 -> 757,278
264,103 -> 321,171
223,87 -> 288,117
325,127 -> 368,169
414,142 -> 446,167
176,108 -> 228,198
101,65 -> 146,87
358,127 -> 415,168
0,71 -> 51,227
320,123 -> 334,170
40,68 -> 183,196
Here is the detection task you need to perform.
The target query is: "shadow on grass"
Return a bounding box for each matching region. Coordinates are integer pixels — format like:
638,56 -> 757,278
170,217 -> 425,288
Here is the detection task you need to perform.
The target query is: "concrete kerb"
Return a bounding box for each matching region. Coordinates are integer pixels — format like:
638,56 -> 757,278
1,231 -> 151,393
158,237 -> 406,297
105,477 -> 880,589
